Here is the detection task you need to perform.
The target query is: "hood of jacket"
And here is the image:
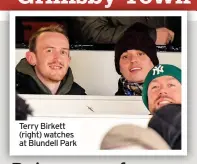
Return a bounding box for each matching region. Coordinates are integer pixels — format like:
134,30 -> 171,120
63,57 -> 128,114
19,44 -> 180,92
16,58 -> 74,94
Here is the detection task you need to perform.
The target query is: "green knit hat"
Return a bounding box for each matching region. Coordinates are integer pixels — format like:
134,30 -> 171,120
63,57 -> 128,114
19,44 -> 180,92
142,64 -> 181,110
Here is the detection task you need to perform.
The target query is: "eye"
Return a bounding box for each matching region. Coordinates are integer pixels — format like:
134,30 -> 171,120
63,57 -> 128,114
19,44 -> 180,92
122,55 -> 128,59
61,50 -> 68,56
151,85 -> 158,89
46,48 -> 53,53
138,52 -> 144,56
168,83 -> 176,87
150,84 -> 160,91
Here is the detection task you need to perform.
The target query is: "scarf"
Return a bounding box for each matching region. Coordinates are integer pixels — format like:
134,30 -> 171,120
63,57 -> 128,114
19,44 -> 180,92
120,76 -> 143,96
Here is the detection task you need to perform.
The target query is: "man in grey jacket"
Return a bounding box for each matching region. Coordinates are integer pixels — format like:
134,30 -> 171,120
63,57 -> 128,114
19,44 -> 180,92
16,24 -> 86,95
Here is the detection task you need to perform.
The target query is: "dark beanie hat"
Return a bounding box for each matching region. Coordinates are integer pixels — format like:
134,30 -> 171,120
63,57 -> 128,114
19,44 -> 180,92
115,23 -> 159,75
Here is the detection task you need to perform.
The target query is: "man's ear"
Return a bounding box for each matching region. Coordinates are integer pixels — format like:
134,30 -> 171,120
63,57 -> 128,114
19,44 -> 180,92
26,51 -> 36,66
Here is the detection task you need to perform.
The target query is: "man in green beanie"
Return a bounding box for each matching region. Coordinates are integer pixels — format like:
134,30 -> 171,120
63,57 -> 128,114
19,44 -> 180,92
142,64 -> 181,113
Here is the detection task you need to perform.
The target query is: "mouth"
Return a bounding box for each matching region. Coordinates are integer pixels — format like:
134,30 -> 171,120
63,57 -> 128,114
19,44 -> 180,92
157,99 -> 172,107
129,67 -> 141,72
49,65 -> 63,70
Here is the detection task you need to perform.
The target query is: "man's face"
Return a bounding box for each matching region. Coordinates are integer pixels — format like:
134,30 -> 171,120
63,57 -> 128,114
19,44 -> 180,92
119,50 -> 154,83
31,32 -> 70,83
148,76 -> 181,113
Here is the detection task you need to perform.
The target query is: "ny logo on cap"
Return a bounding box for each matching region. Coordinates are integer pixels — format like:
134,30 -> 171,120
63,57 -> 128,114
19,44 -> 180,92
152,65 -> 164,75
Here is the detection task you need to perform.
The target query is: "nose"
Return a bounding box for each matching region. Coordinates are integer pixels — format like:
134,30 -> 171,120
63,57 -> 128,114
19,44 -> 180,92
53,50 -> 61,61
158,86 -> 168,96
129,55 -> 138,63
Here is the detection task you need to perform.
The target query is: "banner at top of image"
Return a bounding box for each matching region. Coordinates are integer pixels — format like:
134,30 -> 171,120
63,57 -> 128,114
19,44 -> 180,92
1,0 -> 196,10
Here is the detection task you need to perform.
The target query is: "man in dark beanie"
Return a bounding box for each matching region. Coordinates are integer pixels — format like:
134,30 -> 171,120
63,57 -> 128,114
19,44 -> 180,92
115,23 -> 159,96
142,64 -> 181,114
148,104 -> 181,150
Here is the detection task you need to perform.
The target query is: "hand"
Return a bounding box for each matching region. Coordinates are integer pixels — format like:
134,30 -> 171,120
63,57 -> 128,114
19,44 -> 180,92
155,27 -> 174,45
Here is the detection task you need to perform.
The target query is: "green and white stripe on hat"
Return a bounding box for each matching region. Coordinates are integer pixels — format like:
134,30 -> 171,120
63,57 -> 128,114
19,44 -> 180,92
142,64 -> 181,110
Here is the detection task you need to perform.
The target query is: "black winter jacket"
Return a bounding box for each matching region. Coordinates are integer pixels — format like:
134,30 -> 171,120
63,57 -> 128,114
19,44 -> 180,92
148,104 -> 181,150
